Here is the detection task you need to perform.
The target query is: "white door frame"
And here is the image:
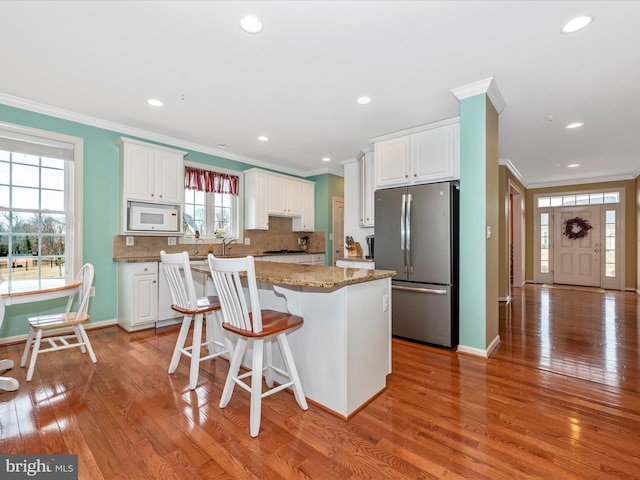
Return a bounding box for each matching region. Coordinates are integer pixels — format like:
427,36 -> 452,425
533,189 -> 625,290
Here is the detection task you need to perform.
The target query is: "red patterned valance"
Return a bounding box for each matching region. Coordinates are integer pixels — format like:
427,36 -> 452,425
184,166 -> 239,196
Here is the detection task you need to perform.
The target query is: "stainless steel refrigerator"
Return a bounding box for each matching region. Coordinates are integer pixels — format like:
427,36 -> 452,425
374,181 -> 459,347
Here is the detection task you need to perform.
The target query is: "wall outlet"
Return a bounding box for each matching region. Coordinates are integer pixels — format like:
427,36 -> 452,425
126,236 -> 134,246
90,286 -> 96,297
168,237 -> 177,246
382,294 -> 389,312
244,238 -> 250,245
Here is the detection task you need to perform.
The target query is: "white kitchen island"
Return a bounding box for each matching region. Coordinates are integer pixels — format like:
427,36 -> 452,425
195,261 -> 395,419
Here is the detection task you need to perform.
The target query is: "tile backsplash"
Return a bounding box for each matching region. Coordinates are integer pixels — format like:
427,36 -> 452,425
113,216 -> 325,259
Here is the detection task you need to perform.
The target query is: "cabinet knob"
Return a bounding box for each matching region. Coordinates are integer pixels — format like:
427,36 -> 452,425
151,193 -> 155,197
405,174 -> 408,178
144,268 -> 148,271
414,174 -> 417,177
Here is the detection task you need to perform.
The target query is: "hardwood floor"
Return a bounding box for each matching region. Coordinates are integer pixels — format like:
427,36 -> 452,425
1,284 -> 639,479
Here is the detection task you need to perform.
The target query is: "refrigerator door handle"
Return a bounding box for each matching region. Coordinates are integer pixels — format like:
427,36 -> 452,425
392,285 -> 447,295
406,193 -> 412,273
401,193 -> 407,273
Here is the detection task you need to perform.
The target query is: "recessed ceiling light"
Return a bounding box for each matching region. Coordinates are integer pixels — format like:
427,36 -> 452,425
568,163 -> 581,168
258,136 -> 269,142
561,15 -> 593,34
240,15 -> 263,33
147,99 -> 164,107
322,157 -> 331,162
566,122 -> 584,129
356,96 -> 372,105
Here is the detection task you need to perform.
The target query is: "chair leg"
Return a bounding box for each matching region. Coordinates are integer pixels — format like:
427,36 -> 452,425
205,312 -> 215,355
264,339 -> 274,388
26,329 -> 44,382
277,333 -> 308,410
79,325 -> 97,363
169,315 -> 192,374
74,325 -> 87,354
20,329 -> 35,367
188,313 -> 203,390
220,336 -> 247,408
250,338 -> 264,437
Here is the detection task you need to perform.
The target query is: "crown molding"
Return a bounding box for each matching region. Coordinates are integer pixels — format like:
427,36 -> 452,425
451,77 -> 506,114
499,158 -> 526,187
526,173 -> 636,190
0,93 -> 343,178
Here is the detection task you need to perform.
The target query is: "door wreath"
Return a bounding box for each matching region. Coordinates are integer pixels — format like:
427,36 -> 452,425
563,216 -> 593,240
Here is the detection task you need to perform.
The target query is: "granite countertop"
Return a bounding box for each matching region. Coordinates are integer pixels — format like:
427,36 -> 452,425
113,251 -> 326,263
192,262 -> 395,288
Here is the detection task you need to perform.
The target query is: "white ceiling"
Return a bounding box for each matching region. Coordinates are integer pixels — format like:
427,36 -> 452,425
1,1 -> 639,187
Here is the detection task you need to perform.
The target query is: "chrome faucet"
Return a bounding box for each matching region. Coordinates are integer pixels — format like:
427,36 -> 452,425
194,238 -> 205,256
194,230 -> 205,256
221,238 -> 237,256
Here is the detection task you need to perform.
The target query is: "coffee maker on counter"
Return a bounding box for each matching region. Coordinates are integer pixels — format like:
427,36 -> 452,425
365,235 -> 374,259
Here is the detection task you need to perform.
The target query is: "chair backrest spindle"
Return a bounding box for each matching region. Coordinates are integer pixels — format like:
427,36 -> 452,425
207,254 -> 262,333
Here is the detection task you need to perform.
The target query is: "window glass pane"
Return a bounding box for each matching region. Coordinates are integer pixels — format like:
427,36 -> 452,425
41,166 -> 64,190
42,189 -> 65,211
575,194 -> 590,205
0,150 -> 9,161
562,195 -> 576,206
589,193 -> 603,204
0,159 -> 8,181
12,186 -> 39,209
605,210 -> 615,223
605,209 -> 616,278
604,192 -> 619,204
537,197 -> 550,207
540,213 -> 549,273
12,163 -> 39,188
550,196 -> 562,206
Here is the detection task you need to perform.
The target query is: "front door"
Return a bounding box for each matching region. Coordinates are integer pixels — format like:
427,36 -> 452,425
553,206 -> 601,286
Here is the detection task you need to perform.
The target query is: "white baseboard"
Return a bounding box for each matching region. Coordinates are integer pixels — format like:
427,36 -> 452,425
457,335 -> 501,358
0,318 -> 117,347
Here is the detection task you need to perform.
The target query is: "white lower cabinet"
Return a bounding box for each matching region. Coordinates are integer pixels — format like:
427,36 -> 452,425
117,262 -> 158,332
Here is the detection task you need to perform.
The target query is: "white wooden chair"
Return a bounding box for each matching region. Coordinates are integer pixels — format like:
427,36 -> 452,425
21,263 -> 97,382
0,274 -> 20,392
160,251 -> 233,390
207,253 -> 308,437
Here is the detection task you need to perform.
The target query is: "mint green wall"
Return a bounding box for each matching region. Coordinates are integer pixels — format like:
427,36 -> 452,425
0,105 -> 256,338
458,95 -> 488,349
309,173 -> 344,265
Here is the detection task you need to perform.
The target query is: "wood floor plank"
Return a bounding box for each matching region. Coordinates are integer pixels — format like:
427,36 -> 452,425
1,285 -> 640,478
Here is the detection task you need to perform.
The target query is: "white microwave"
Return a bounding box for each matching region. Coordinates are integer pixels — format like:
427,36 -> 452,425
127,201 -> 180,232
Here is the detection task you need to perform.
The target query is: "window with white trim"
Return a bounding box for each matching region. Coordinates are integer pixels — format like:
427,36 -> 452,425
183,163 -> 243,240
0,125 -> 82,282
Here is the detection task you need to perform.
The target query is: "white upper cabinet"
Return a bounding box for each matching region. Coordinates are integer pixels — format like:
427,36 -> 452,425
374,137 -> 410,188
245,168 -> 315,231
269,174 -> 303,217
292,181 -> 315,232
412,123 -> 459,184
118,137 -> 185,205
359,150 -> 375,227
372,118 -> 459,189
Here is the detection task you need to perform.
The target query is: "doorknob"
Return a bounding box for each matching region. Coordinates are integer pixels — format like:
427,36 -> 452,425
594,249 -> 600,253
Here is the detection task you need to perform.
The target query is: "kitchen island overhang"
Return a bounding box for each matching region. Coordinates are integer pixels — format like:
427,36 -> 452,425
194,261 -> 395,419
